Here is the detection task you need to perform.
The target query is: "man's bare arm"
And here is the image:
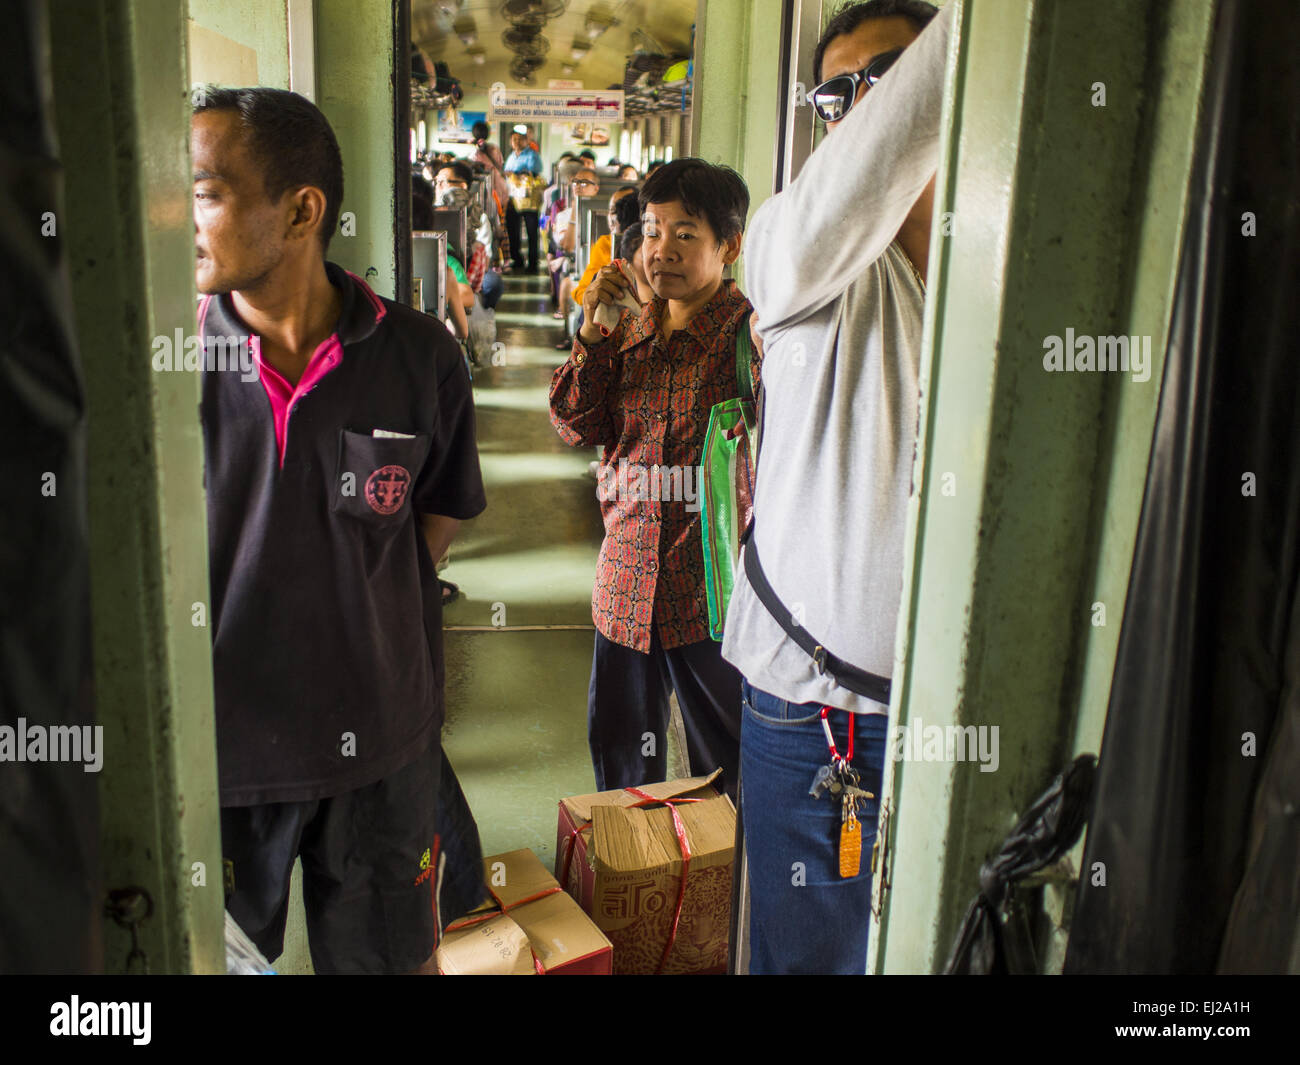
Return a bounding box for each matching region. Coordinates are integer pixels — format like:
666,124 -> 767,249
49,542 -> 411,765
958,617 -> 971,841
744,0 -> 953,330
420,512 -> 461,566
444,265 -> 469,339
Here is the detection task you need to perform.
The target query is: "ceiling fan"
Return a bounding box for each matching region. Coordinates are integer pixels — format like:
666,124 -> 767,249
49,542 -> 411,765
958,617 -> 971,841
502,26 -> 550,57
500,0 -> 566,24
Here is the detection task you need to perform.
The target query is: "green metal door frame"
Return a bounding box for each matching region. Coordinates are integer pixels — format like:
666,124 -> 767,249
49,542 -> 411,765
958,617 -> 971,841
870,0 -> 1218,973
316,0 -> 402,300
51,0 -> 225,975
694,0 -> 1219,973
48,0 -> 409,975
691,0 -> 787,289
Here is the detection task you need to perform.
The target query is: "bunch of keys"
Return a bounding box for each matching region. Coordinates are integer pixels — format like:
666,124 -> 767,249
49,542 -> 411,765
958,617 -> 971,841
808,707 -> 876,878
837,768 -> 875,879
808,761 -> 842,799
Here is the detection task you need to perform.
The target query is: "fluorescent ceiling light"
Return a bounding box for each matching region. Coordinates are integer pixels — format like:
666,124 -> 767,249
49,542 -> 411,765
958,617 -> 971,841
585,15 -> 615,40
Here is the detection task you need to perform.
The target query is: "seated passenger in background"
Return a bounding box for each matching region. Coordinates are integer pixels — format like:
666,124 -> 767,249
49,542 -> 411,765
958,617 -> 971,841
551,166 -> 601,349
469,119 -> 510,264
435,162 -> 501,319
444,250 -> 472,340
413,173 -> 470,340
549,159 -> 757,802
619,164 -> 640,181
572,185 -> 640,309
436,161 -> 490,289
616,222 -> 656,305
545,156 -> 584,312
720,0 -> 951,975
412,173 -> 434,229
543,151 -> 577,219
434,164 -> 485,337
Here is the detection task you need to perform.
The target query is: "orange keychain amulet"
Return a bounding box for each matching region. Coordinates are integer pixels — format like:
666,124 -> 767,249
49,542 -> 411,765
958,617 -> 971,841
839,808 -> 863,878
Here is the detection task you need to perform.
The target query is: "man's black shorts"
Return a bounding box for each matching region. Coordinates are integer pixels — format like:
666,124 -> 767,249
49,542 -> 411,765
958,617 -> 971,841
220,739 -> 441,974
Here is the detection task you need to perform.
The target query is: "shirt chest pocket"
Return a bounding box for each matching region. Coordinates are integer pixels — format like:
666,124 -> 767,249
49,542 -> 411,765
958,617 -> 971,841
331,429 -> 432,526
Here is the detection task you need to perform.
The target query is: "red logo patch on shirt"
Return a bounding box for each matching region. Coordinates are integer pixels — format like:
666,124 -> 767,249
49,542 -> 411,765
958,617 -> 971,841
365,465 -> 412,515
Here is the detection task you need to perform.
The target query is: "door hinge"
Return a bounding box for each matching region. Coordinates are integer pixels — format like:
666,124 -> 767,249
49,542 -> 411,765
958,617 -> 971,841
871,798 -> 892,921
104,886 -> 153,974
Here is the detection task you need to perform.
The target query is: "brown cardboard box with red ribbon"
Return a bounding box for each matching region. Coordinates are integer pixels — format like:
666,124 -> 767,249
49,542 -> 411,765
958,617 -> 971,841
437,848 -> 613,975
555,772 -> 736,975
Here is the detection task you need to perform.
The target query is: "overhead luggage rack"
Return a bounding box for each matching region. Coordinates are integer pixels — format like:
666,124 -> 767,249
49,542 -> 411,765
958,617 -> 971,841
623,78 -> 691,117
411,82 -> 461,110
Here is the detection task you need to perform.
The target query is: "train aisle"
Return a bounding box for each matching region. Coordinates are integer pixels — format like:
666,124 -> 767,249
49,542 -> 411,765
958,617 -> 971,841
439,272 -> 603,871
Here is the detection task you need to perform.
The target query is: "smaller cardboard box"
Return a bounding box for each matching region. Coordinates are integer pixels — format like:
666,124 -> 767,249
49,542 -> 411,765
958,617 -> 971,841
556,773 -> 735,975
436,911 -> 538,975
437,849 -> 613,975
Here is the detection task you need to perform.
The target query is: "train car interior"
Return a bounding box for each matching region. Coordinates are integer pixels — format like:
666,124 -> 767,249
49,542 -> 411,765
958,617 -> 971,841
4,0 -> 1298,1007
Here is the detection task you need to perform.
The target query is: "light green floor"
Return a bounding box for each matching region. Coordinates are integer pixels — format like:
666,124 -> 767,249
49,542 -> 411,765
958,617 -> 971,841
441,274 -> 604,869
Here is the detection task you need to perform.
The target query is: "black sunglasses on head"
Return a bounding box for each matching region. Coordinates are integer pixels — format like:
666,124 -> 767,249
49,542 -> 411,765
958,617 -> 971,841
811,48 -> 904,123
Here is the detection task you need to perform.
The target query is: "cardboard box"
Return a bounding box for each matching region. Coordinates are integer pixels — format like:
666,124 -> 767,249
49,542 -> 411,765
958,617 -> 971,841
437,849 -> 613,975
436,911 -> 538,975
556,773 -> 736,974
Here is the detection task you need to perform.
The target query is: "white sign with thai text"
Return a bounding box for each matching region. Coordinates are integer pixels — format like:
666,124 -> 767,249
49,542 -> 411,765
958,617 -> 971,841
489,84 -> 624,123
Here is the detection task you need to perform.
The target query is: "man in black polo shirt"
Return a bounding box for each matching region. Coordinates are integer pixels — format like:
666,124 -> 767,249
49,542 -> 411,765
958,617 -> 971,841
192,87 -> 485,974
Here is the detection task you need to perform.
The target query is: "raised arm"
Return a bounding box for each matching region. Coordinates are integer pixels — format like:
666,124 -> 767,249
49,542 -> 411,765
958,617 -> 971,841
549,264 -> 631,448
744,0 -> 954,331
444,264 -> 468,339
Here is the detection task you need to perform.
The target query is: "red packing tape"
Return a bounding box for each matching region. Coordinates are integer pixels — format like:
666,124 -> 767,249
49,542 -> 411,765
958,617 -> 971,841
559,819 -> 591,891
622,787 -> 703,975
561,790 -> 704,975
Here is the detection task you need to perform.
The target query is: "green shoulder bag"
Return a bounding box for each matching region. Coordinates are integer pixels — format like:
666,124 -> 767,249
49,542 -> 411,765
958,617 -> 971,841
701,310 -> 757,641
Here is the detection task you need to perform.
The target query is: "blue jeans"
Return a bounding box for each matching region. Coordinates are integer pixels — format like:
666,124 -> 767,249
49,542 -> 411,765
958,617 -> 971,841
478,270 -> 503,310
740,679 -> 888,974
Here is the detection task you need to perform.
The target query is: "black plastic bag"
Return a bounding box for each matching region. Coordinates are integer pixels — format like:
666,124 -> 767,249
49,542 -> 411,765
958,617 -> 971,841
944,755 -> 1096,974
1064,0 -> 1300,974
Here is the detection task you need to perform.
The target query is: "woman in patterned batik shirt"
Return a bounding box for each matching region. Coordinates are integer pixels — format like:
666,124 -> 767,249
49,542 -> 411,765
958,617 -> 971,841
549,159 -> 757,803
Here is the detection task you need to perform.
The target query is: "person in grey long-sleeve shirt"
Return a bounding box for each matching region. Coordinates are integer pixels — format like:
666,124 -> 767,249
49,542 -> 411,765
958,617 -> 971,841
721,0 -> 952,975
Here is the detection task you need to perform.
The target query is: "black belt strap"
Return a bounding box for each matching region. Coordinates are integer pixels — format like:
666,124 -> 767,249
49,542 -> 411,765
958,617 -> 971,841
739,522 -> 892,706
